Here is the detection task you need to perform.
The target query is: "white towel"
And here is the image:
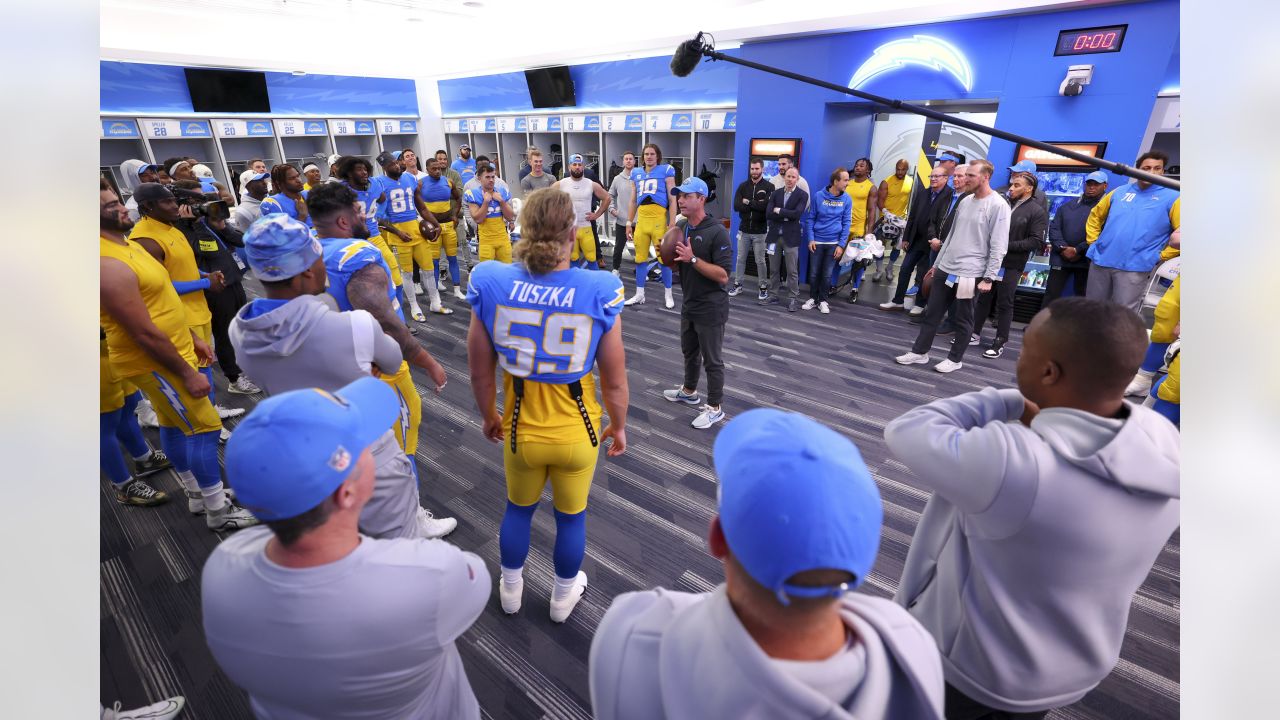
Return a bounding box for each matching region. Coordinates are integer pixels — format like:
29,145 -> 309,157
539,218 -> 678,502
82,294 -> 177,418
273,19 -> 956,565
956,276 -> 977,299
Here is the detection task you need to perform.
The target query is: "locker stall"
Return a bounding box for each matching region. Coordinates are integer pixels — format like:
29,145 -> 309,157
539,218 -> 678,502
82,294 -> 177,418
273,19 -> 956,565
564,115 -> 602,178
330,119 -> 379,175
100,118 -> 150,198
212,119 -> 279,197
693,127 -> 736,223
601,115 -> 645,240
376,119 -> 421,167
498,129 -> 529,196
446,132 -> 471,161
469,130 -> 499,174
139,119 -> 225,187
528,115 -> 565,180
276,119 -> 334,179
644,131 -> 693,186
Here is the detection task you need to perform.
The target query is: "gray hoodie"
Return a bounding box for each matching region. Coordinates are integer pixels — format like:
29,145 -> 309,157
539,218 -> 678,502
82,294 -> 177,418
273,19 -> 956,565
590,585 -> 945,720
885,388 -> 1180,712
120,158 -> 148,222
229,295 -> 419,539
231,193 -> 262,233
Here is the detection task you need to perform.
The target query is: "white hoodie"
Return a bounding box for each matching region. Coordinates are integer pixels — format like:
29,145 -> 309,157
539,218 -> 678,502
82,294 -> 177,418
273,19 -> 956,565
885,388 -> 1180,712
590,585 -> 945,719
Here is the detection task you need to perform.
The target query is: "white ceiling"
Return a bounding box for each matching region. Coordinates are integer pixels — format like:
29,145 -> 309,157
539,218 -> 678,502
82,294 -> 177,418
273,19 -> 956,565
101,0 -> 1101,80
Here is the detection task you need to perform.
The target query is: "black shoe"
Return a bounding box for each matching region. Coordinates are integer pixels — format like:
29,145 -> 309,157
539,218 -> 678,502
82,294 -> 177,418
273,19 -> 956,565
133,450 -> 172,477
847,288 -> 858,304
787,298 -> 799,312
115,478 -> 169,507
983,339 -> 1006,358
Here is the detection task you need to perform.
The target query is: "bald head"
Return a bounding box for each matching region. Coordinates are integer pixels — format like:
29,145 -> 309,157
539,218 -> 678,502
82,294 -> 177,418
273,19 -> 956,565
1017,298 -> 1148,408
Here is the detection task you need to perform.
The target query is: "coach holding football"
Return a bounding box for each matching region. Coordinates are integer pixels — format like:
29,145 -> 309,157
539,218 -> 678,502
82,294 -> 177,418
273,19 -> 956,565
659,177 -> 733,430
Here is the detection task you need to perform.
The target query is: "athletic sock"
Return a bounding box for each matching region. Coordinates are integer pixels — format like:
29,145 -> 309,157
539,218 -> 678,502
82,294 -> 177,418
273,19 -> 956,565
552,574 -> 579,602
100,410 -> 131,485
501,566 -> 524,586
635,262 -> 649,288
188,430 -> 222,490
1141,342 -> 1170,372
200,481 -> 228,512
447,256 -> 462,285
116,392 -> 151,458
158,426 -> 191,472
552,508 -> 587,580
175,470 -> 200,494
499,500 -> 538,570
424,270 -> 442,306
586,260 -> 599,271
660,264 -> 673,289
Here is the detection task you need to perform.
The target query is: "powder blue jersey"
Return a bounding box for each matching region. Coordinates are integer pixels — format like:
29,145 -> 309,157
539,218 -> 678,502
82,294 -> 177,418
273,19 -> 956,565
320,237 -> 404,322
344,180 -> 386,238
381,173 -> 420,223
466,262 -> 624,384
631,164 -> 676,208
463,184 -> 512,219
452,158 -> 477,186
259,191 -> 312,227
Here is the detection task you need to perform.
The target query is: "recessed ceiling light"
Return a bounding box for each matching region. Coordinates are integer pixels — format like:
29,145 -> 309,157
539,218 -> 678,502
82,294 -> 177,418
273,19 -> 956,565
408,16 -> 424,21
292,70 -> 306,76
463,1 -> 483,6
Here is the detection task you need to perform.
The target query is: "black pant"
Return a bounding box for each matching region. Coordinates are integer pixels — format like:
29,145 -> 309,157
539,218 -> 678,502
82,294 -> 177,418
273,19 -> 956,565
892,248 -> 931,303
681,317 -> 725,406
945,684 -> 1049,720
613,223 -> 628,270
911,272 -> 977,362
972,268 -> 1021,342
205,282 -> 248,381
1043,264 -> 1089,304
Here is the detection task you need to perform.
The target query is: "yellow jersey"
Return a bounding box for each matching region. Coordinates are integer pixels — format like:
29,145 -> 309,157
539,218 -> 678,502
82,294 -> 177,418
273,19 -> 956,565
100,236 -> 196,378
883,174 -> 912,217
847,178 -> 874,238
131,216 -> 211,327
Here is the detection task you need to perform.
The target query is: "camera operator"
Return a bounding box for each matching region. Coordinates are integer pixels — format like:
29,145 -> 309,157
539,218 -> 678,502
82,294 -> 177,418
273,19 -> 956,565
168,181 -> 260,398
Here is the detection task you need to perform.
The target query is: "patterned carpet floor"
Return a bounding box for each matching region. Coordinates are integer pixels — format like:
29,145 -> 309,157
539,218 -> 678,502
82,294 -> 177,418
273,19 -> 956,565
101,260 -> 1179,719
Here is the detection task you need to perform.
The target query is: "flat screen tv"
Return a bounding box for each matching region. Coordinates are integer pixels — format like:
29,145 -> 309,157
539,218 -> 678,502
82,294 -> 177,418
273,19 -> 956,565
525,66 -> 576,109
185,68 -> 271,113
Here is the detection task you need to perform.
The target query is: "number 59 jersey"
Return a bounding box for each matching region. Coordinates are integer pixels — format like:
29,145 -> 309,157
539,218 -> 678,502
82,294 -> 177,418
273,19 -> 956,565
466,262 -> 625,384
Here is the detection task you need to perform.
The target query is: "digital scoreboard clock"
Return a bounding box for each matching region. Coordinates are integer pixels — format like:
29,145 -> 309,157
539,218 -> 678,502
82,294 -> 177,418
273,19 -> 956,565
1055,25 -> 1127,56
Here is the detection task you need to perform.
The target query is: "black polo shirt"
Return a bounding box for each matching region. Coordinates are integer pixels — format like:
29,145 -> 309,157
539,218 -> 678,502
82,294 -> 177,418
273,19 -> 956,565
676,214 -> 733,324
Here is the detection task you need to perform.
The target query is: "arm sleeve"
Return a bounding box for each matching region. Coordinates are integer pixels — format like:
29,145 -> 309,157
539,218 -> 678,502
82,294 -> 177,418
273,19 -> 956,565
1085,190 -> 1112,244
837,199 -> 852,248
172,278 -> 211,295
984,203 -> 1011,279
766,190 -> 778,218
433,547 -> 492,645
750,184 -> 770,212
1169,195 -> 1180,230
802,194 -> 815,242
351,309 -> 405,374
259,198 -> 281,216
220,223 -> 245,248
1007,205 -> 1048,254
779,190 -> 806,220
1047,208 -> 1065,249
884,388 -> 1034,517
711,227 -> 734,272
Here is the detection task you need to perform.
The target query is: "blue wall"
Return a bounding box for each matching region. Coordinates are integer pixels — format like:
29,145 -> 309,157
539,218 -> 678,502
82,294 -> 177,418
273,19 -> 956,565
100,61 -> 419,116
438,52 -> 740,115
730,0 -> 1178,271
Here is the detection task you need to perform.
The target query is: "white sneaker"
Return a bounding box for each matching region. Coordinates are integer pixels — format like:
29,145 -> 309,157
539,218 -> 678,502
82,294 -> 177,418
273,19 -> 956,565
186,488 -> 237,515
1125,370 -> 1155,397
206,501 -> 259,531
414,282 -> 426,296
215,404 -> 245,419
934,359 -> 963,373
417,506 -> 458,538
801,299 -> 816,310
895,352 -> 930,365
818,301 -> 830,314
136,399 -> 159,428
663,386 -> 702,405
219,427 -> 232,443
227,376 -> 261,395
611,269 -> 620,277
664,288 -> 675,308
411,307 -> 427,322
429,301 -> 455,315
691,405 -> 726,429
499,575 -> 524,615
878,301 -> 904,311
453,286 -> 467,301
549,571 -> 588,623
908,305 -> 925,316
101,696 -> 185,720
624,289 -> 646,306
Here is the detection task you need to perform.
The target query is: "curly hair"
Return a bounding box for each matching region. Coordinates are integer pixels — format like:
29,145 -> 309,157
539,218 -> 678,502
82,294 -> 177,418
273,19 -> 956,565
513,187 -> 575,275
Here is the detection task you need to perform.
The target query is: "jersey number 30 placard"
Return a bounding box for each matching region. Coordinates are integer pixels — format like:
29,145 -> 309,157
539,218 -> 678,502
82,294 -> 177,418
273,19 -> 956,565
494,306 -> 592,377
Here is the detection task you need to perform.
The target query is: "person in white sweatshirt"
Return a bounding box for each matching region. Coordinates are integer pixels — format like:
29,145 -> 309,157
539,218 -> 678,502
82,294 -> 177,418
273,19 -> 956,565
590,408 -> 945,720
885,296 -> 1180,719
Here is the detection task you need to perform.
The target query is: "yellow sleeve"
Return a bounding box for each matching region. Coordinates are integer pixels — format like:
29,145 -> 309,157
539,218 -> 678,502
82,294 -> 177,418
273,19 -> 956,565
1157,353 -> 1180,404
1159,196 -> 1182,261
1085,190 -> 1112,244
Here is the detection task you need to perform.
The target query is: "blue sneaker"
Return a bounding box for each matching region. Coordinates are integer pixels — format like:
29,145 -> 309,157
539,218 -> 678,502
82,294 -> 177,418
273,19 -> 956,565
905,285 -> 920,297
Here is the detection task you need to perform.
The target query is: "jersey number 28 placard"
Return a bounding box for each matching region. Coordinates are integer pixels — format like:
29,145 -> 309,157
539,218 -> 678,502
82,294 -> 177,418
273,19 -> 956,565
493,306 -> 592,377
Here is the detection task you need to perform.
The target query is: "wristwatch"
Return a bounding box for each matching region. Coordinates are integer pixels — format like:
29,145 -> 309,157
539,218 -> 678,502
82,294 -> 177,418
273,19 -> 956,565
690,256 -> 698,265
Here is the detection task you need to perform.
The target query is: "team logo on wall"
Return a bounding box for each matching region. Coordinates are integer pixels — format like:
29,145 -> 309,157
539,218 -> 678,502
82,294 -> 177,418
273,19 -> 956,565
850,35 -> 973,92
107,122 -> 133,135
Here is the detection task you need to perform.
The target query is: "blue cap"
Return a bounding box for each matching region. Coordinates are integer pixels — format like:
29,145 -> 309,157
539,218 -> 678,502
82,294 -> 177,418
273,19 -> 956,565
136,163 -> 161,176
1085,170 -> 1108,184
243,214 -> 325,281
714,409 -> 883,604
226,377 -> 400,521
937,151 -> 962,163
391,150 -> 403,160
1009,159 -> 1037,174
568,153 -> 584,164
671,176 -> 709,196
248,171 -> 270,182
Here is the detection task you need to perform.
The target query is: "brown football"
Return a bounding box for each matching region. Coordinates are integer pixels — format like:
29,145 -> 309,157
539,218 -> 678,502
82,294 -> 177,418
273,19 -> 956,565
657,225 -> 684,267
421,221 -> 442,241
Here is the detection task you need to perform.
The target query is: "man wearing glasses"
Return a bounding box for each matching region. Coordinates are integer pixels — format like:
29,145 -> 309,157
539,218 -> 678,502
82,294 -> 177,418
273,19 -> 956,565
589,409 -> 945,719
881,163 -> 956,311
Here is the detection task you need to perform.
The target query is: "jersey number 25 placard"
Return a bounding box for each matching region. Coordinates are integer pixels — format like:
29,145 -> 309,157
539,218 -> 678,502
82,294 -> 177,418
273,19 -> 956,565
494,306 -> 592,377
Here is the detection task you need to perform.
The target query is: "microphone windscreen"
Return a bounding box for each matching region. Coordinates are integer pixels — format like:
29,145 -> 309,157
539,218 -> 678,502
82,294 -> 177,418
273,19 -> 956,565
670,36 -> 705,77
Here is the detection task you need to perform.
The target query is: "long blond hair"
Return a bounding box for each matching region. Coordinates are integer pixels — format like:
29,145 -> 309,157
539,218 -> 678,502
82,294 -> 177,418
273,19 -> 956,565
513,187 -> 575,274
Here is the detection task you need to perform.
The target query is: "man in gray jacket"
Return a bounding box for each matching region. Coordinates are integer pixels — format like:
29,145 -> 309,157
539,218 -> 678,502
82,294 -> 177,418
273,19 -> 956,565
229,215 -> 456,539
885,297 -> 1180,718
607,151 -> 637,275
590,408 -> 945,720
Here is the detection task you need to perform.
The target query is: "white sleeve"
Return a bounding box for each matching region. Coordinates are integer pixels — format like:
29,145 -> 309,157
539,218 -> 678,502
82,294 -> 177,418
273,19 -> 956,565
433,548 -> 491,645
350,309 -> 403,374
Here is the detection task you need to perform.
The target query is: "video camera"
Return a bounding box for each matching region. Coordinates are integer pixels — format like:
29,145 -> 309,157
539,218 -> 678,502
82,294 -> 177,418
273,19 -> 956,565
167,184 -> 230,223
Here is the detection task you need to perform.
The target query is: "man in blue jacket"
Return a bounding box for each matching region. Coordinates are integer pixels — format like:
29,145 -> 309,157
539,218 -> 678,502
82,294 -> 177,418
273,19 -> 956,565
1044,171 -> 1107,303
801,168 -> 853,314
1085,151 -> 1180,314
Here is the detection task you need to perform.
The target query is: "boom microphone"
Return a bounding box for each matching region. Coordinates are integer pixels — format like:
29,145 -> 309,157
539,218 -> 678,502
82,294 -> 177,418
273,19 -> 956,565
670,33 -> 708,77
